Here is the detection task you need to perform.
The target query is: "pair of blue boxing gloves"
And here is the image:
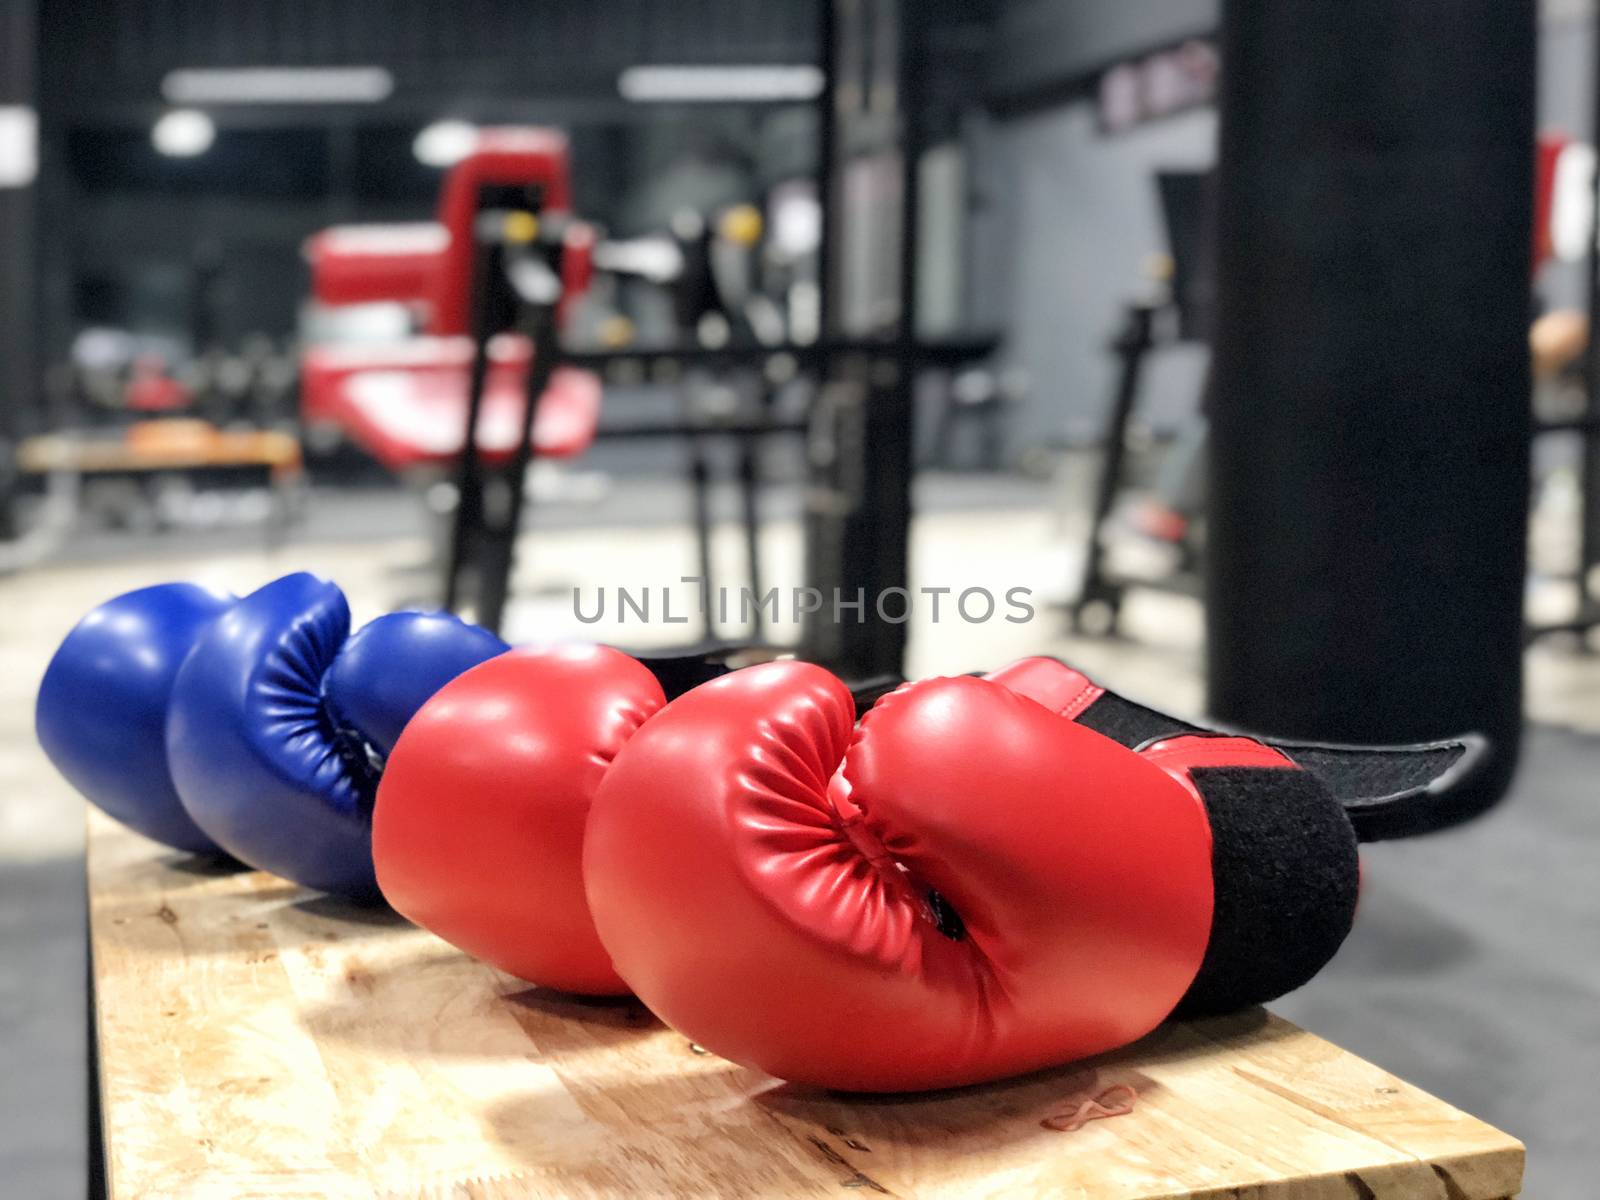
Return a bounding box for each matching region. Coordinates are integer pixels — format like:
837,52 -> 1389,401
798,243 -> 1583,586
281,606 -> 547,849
35,573 -> 507,896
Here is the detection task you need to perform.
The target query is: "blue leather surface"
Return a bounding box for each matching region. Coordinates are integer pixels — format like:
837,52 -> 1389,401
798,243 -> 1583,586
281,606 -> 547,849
36,582 -> 235,854
322,611 -> 507,759
166,572 -> 502,897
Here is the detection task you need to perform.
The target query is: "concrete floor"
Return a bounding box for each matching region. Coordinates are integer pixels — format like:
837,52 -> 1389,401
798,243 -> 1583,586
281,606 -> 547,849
2,472 -> 1596,1197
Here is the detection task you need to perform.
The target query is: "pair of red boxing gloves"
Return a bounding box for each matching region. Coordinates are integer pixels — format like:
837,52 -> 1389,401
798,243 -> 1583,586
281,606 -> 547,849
375,643 -> 1484,1092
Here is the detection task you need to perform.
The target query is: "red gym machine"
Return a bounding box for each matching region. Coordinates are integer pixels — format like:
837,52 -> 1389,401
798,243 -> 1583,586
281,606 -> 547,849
303,126 -> 812,644
302,127 -> 601,632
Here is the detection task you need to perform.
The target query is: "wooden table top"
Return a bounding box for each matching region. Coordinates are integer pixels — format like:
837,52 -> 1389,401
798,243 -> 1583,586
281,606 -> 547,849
87,809 -> 1524,1199
20,426 -> 302,475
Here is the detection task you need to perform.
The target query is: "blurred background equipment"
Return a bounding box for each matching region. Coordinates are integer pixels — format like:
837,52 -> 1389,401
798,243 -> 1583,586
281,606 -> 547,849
0,0 -> 1598,1196
302,127 -> 605,632
1069,169 -> 1215,637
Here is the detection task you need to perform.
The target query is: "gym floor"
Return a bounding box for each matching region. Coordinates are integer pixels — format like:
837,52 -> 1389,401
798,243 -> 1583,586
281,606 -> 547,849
2,469 -> 1596,1196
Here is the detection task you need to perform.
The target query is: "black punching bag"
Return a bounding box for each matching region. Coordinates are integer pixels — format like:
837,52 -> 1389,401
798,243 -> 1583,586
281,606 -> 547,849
1206,0 -> 1534,834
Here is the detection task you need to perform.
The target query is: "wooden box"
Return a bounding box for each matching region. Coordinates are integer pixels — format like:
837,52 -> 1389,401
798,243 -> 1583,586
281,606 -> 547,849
88,811 -> 1524,1198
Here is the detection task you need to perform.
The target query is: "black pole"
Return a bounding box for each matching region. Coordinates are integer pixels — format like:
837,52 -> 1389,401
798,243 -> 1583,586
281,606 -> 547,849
475,294 -> 559,637
442,229 -> 501,615
800,0 -> 918,678
815,0 -> 838,343
738,424 -> 764,637
687,419 -> 717,641
885,0 -> 924,671
1207,0 -> 1535,829
1075,300 -> 1157,633
0,0 -> 39,540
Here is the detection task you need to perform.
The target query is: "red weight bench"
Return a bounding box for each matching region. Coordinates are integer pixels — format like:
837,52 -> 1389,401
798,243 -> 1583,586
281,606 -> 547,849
301,127 -> 600,473
300,336 -> 599,473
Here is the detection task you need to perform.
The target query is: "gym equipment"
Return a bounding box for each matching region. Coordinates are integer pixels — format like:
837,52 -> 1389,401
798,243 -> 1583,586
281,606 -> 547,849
299,338 -> 600,474
378,643 -> 1478,1012
300,132 -> 601,563
15,420 -> 305,548
923,368 -> 1017,471
298,2 -> 1001,675
1207,0 -> 1532,824
163,572 -> 506,897
439,191 -> 598,633
303,129 -> 604,634
306,128 -> 592,337
304,130 -> 789,640
1072,143 -> 1592,652
417,144 -> 994,646
1070,170 -> 1214,637
582,656 -> 1484,1092
15,325 -> 304,555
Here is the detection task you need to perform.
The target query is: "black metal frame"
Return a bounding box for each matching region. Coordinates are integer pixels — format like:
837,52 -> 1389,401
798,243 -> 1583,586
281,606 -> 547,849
443,0 -> 998,672
1068,298 -> 1204,638
440,189 -> 566,636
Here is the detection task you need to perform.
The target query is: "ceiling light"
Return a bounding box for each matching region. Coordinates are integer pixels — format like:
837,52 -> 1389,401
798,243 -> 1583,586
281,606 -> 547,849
618,65 -> 825,103
0,106 -> 38,188
1552,141 -> 1596,265
162,66 -> 394,105
151,110 -> 215,158
413,120 -> 478,168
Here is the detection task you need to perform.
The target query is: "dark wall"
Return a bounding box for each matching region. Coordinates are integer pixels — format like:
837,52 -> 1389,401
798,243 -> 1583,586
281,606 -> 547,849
974,0 -> 1221,457
978,104 -> 1217,455
0,0 -> 38,439
31,0 -> 832,377
43,0 -> 820,115
989,0 -> 1217,108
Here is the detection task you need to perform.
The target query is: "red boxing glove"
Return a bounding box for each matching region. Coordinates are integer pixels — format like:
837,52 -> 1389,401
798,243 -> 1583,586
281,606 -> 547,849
584,656 -> 1482,1090
373,644 -> 665,994
582,661 -> 1216,1092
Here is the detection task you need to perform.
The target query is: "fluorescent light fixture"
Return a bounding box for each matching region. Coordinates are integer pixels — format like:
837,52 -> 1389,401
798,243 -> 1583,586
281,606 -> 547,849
152,109 -> 216,157
162,66 -> 394,105
413,120 -> 478,168
1552,141 -> 1596,265
0,106 -> 39,188
618,65 -> 825,103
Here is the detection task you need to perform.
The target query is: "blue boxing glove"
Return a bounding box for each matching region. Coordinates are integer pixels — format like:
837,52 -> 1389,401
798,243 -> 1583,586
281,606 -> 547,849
165,572 -> 506,897
37,582 -> 236,854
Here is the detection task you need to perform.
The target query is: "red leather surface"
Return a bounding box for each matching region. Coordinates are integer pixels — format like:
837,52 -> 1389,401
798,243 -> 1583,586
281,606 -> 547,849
583,661 -> 1216,1092
1139,734 -> 1296,804
373,644 -> 665,994
300,336 -> 600,470
306,127 -> 584,333
982,656 -> 1105,718
432,128 -> 572,335
307,223 -> 448,308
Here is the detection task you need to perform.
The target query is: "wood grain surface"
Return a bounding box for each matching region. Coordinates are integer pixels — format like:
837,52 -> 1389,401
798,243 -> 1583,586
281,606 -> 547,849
87,810 -> 1524,1199
20,427 -> 303,476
